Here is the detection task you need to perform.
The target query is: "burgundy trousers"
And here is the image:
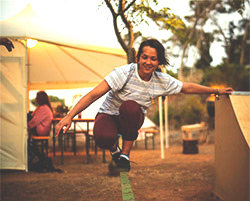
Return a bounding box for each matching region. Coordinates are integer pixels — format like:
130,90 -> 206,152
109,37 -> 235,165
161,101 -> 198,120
93,100 -> 144,149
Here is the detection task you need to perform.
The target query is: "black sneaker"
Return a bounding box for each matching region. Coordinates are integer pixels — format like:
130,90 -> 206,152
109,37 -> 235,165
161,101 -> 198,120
117,157 -> 130,172
108,147 -> 121,176
111,151 -> 121,164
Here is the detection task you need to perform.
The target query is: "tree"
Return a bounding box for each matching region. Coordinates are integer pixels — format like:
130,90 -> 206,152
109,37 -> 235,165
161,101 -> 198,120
195,32 -> 213,70
175,0 -> 218,80
31,95 -> 64,107
206,0 -> 249,65
202,63 -> 250,91
226,19 -> 250,65
165,0 -> 248,79
103,0 -> 184,63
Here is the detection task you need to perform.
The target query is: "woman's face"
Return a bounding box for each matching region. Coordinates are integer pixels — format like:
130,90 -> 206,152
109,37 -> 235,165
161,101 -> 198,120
138,46 -> 159,81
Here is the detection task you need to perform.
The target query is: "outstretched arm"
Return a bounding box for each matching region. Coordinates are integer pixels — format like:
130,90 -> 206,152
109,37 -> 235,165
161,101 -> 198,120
181,82 -> 234,95
55,80 -> 111,136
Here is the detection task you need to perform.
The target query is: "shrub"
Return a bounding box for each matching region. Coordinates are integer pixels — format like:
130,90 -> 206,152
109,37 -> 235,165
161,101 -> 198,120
152,95 -> 208,129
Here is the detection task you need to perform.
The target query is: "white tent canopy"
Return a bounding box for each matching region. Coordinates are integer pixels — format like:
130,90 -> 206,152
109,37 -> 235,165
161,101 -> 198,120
1,4 -> 127,90
26,40 -> 127,90
0,4 -> 127,170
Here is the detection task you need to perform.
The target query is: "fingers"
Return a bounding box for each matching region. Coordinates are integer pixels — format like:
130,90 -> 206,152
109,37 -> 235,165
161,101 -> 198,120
0,38 -> 14,52
55,122 -> 65,137
63,124 -> 71,134
225,87 -> 234,94
55,118 -> 72,137
220,87 -> 234,95
55,124 -> 62,137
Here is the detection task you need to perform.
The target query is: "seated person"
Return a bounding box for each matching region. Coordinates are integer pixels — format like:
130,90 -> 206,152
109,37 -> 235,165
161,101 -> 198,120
28,91 -> 53,136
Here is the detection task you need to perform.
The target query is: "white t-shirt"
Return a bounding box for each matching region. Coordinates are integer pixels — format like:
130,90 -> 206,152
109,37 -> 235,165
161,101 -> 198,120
99,63 -> 183,115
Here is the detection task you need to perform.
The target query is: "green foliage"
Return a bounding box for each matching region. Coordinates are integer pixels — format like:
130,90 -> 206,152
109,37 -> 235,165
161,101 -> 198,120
227,19 -> 249,65
143,6 -> 185,31
30,95 -> 69,117
166,69 -> 178,79
30,95 -> 65,107
195,32 -> 213,70
30,98 -> 37,107
49,96 -> 64,103
176,96 -> 207,126
54,105 -> 70,118
214,0 -> 248,15
103,0 -> 185,63
202,63 -> 250,91
152,95 -> 208,129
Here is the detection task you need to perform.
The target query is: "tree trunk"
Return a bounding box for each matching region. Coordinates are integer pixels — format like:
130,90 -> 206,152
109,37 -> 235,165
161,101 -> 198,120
178,1 -> 217,80
178,42 -> 189,80
127,47 -> 136,63
239,21 -> 249,65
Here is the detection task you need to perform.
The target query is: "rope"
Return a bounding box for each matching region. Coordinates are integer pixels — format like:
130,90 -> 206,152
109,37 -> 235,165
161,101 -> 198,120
120,172 -> 135,201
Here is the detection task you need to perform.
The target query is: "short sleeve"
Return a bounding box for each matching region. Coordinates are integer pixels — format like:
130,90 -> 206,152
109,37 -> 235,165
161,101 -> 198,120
104,64 -> 132,91
165,75 -> 183,95
154,72 -> 183,96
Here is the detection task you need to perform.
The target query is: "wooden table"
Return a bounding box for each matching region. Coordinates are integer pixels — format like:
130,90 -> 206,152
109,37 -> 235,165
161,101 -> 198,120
52,118 -> 95,164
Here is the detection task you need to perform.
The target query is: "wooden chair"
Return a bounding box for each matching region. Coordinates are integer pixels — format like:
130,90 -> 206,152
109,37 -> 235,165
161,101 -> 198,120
31,135 -> 50,156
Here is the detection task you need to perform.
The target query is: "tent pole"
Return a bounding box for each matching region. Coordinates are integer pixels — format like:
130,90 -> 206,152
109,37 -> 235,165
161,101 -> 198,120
164,96 -> 169,148
24,39 -> 29,172
26,44 -> 30,113
161,67 -> 169,149
159,96 -> 165,159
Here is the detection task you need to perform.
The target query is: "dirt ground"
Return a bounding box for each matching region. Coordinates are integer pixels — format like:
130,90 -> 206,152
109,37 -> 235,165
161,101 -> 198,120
1,131 -> 222,201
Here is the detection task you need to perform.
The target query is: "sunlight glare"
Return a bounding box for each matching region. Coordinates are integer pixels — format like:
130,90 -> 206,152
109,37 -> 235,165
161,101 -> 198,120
27,38 -> 37,48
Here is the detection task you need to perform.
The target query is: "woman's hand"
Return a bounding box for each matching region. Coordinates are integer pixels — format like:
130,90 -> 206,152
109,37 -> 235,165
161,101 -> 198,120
217,87 -> 234,95
55,116 -> 72,137
54,80 -> 110,137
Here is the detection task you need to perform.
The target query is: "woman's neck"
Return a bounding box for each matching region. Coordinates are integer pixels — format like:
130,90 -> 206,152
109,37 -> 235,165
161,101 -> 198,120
137,66 -> 152,81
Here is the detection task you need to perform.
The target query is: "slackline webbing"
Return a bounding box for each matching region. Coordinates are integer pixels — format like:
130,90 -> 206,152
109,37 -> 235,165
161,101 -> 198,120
120,172 -> 135,201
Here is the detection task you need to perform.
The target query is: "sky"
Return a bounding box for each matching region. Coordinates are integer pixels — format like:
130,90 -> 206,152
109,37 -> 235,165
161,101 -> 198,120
2,0 -> 247,70
1,0 -> 248,105
0,0 -> 208,71
0,0 -> 191,48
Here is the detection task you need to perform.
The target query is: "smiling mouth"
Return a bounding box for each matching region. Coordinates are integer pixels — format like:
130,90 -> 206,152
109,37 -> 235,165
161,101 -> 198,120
144,66 -> 153,70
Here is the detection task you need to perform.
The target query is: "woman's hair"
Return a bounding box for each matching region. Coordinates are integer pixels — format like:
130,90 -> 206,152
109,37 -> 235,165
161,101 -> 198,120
36,91 -> 53,111
137,39 -> 169,66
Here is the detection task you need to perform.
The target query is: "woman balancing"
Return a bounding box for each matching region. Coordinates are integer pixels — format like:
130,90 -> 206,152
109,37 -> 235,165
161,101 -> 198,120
55,39 -> 233,172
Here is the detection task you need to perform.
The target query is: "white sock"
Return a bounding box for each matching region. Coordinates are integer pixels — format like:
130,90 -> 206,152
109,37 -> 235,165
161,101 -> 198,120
120,154 -> 129,160
111,146 -> 121,155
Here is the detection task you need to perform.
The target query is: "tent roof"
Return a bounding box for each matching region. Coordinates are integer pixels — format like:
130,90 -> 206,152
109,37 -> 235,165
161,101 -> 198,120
0,4 -> 127,90
1,4 -> 61,41
27,41 -> 127,90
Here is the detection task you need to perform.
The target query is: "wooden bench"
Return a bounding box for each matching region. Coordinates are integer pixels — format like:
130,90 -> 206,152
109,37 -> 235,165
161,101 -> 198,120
136,128 -> 158,149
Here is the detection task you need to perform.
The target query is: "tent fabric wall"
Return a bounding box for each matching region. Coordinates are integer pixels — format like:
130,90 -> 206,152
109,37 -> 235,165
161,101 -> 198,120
0,41 -> 27,170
